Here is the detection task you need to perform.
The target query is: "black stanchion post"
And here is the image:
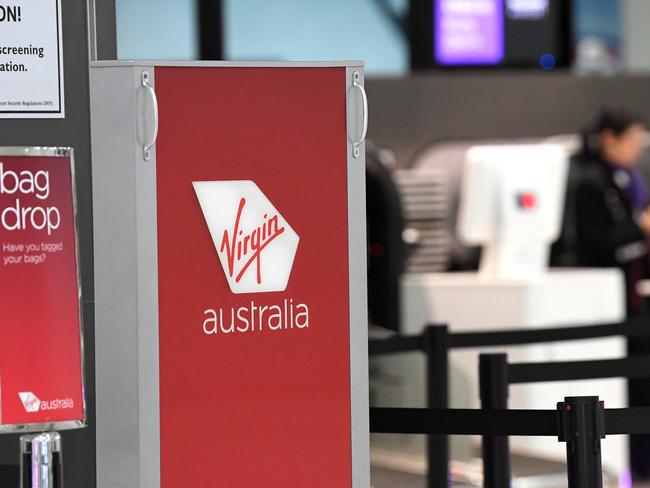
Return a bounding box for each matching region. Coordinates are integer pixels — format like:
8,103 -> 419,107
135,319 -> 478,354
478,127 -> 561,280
424,324 -> 449,488
557,397 -> 605,488
479,353 -> 510,488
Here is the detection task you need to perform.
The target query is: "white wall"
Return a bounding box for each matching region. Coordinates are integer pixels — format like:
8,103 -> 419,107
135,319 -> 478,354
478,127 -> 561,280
623,0 -> 650,72
224,0 -> 408,75
116,0 -> 198,60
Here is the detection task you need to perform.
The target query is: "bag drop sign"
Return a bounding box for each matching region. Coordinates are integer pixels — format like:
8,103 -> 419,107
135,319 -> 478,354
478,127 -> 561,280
0,0 -> 64,118
0,150 -> 84,430
0,163 -> 61,235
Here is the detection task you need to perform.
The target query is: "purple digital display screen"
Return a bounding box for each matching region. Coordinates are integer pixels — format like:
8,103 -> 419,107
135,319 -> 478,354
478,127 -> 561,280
435,0 -> 505,65
506,0 -> 549,20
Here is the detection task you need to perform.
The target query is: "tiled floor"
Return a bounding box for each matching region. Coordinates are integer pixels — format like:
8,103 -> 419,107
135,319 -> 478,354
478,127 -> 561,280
371,466 -> 426,488
371,468 -> 650,488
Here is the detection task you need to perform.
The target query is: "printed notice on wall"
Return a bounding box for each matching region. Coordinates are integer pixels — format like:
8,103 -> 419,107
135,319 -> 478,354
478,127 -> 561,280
0,1 -> 64,118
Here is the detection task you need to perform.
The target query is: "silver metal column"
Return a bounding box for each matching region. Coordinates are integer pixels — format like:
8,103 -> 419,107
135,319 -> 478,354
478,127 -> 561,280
20,432 -> 63,488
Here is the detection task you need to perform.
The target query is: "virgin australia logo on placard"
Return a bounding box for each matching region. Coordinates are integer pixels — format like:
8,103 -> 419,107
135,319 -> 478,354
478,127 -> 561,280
194,181 -> 310,336
193,180 -> 300,294
18,392 -> 40,413
18,392 -> 74,413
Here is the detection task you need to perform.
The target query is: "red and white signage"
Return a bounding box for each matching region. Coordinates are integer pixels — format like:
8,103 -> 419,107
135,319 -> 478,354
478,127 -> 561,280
0,149 -> 84,430
91,63 -> 368,488
155,66 -> 354,487
193,180 -> 300,294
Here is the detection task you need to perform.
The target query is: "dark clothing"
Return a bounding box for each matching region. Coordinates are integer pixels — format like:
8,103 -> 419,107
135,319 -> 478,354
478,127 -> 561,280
576,157 -> 646,266
575,155 -> 650,480
575,156 -> 648,312
606,162 -> 650,211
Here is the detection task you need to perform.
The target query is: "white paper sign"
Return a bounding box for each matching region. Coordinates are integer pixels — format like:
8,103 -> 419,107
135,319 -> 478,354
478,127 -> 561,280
0,1 -> 64,118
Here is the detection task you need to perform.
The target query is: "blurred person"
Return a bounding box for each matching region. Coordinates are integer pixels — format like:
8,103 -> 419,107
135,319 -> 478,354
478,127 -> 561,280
575,108 -> 649,312
574,107 -> 650,481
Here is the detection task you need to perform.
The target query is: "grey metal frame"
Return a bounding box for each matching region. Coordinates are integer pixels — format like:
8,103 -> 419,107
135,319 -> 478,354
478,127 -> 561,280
91,60 -> 364,68
86,0 -> 98,61
345,66 -> 371,488
92,61 -> 369,488
92,65 -> 160,488
0,146 -> 86,434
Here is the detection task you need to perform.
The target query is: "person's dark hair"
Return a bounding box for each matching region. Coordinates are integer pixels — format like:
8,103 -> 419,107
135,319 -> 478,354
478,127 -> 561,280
580,107 -> 645,159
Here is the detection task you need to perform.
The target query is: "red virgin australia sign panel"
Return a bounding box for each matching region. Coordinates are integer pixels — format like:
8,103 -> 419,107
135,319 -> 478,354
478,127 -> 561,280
155,67 -> 352,487
0,151 -> 84,429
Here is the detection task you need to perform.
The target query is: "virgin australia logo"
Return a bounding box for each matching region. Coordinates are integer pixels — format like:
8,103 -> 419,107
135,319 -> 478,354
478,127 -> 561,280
193,180 -> 299,294
18,392 -> 74,413
18,392 -> 40,413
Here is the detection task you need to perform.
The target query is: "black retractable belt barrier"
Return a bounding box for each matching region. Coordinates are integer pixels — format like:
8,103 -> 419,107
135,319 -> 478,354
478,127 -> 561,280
370,407 -> 558,436
479,352 -> 650,488
369,324 -> 448,488
558,397 -> 605,488
424,326 -> 449,488
372,401 -> 650,488
508,354 -> 650,384
368,334 -> 423,355
450,315 -> 650,349
479,354 -> 510,488
369,317 -> 650,488
606,406 -> 650,435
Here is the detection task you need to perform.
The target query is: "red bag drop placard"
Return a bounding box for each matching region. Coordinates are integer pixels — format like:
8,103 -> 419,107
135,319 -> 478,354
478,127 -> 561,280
0,151 -> 84,430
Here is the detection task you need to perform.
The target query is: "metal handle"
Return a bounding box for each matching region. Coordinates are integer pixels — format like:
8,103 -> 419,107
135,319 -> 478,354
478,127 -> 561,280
352,70 -> 368,158
142,71 -> 159,161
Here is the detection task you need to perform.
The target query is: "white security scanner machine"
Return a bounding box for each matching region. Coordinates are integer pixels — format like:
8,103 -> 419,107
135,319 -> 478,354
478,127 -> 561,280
373,144 -> 627,478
